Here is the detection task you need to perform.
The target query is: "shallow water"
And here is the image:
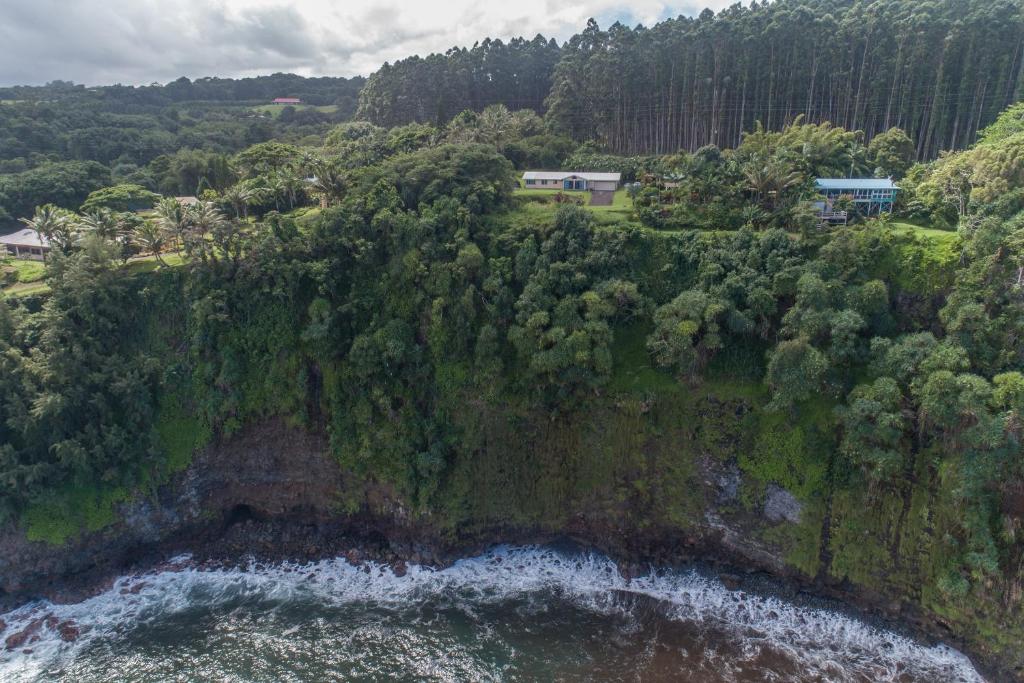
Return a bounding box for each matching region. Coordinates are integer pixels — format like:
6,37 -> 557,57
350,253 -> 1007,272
0,546 -> 984,682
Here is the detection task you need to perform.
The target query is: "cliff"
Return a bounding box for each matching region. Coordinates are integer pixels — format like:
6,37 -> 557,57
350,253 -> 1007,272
1,390 -> 1020,680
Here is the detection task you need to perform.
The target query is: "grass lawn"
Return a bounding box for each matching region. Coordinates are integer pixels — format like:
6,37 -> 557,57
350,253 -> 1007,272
889,220 -> 958,243
125,251 -> 186,275
251,104 -> 339,119
2,257 -> 46,283
513,187 -> 637,225
3,251 -> 187,299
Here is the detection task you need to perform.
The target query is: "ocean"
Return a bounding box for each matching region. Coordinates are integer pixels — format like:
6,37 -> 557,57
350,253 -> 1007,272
0,546 -> 984,682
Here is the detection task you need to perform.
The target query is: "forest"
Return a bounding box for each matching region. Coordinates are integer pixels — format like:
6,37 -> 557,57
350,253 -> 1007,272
358,0 -> 1024,156
3,0 -> 1023,231
1,0 -> 1024,672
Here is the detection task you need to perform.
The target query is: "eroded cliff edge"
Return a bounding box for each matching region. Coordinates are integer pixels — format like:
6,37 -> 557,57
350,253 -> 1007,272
0,414 -> 1019,681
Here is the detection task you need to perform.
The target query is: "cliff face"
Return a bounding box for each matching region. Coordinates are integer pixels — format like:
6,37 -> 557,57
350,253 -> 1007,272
0,412 -> 791,601
0,406 -> 1019,680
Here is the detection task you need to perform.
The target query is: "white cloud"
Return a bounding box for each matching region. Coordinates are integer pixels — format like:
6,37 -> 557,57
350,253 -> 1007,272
0,0 -> 737,86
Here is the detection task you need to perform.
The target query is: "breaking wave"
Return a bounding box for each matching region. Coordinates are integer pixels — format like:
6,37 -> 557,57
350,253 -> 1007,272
0,546 -> 984,682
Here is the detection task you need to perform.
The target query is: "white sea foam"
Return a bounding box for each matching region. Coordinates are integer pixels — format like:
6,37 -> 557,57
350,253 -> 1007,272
0,546 -> 986,682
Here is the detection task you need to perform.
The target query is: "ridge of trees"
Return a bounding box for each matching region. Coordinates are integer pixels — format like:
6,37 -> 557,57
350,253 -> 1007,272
357,0 -> 1023,158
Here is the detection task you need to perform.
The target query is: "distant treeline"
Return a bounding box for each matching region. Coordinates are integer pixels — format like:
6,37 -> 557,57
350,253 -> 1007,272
357,0 -> 1024,158
0,73 -> 365,108
1,0 -> 1021,175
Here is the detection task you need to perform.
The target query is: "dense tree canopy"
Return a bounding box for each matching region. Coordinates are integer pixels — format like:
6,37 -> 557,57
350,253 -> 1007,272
356,36 -> 561,128
544,1 -> 1023,156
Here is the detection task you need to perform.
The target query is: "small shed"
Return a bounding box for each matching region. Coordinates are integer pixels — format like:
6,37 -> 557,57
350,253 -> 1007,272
1,228 -> 51,261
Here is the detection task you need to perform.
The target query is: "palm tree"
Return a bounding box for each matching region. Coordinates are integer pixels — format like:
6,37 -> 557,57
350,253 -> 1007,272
187,201 -> 230,264
77,208 -> 122,240
153,197 -> 190,253
309,161 -> 347,208
743,157 -> 801,213
221,184 -> 260,219
134,220 -> 167,265
264,174 -> 287,212
275,168 -> 305,210
20,204 -> 76,255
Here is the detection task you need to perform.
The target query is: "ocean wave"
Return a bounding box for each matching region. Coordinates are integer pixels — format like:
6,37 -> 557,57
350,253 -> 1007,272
0,546 -> 984,682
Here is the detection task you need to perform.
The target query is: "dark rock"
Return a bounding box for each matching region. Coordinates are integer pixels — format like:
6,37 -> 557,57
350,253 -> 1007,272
719,572 -> 743,591
5,616 -> 45,651
716,465 -> 741,504
616,561 -> 642,582
57,620 -> 80,642
392,560 -> 407,577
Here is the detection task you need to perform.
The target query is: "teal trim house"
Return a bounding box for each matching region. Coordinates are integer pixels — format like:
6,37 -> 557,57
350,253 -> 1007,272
814,178 -> 899,217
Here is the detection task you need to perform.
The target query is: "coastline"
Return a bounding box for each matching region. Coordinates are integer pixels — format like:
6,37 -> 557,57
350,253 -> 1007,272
0,418 -> 1013,681
0,512 -> 1002,681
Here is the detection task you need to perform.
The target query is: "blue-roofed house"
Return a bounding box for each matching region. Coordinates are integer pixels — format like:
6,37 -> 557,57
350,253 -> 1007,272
814,178 -> 899,221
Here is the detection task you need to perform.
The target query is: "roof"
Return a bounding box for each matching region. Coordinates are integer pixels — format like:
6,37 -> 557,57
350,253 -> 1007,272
522,171 -> 622,182
272,97 -> 301,103
815,178 -> 898,190
175,196 -> 200,205
0,228 -> 50,248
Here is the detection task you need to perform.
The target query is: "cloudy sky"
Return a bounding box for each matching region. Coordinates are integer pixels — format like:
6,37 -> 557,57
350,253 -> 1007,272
0,0 -> 734,87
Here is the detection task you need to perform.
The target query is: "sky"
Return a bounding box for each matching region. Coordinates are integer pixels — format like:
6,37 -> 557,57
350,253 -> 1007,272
0,0 -> 735,87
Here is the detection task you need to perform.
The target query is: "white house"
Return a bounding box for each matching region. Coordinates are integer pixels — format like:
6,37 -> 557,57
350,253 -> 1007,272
0,228 -> 50,261
522,171 -> 621,192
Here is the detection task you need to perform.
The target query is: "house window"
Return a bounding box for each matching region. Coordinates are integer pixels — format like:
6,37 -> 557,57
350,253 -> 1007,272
31,248 -> 42,255
5,245 -> 16,256
525,179 -> 535,185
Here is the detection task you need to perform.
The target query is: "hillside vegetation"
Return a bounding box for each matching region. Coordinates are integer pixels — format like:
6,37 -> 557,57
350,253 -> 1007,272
0,99 -> 1023,663
0,4 -> 1023,671
3,0 -> 1023,231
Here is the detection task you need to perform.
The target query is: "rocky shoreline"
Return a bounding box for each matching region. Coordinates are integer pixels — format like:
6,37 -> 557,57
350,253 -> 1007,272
0,511 -> 1003,680
0,418 -> 1014,681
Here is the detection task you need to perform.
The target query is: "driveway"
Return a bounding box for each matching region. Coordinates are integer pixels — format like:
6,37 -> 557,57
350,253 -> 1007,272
589,190 -> 614,206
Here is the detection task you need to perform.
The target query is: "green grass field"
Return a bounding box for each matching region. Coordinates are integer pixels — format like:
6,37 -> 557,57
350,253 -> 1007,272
2,251 -> 186,298
513,187 -> 637,225
251,104 -> 339,119
1,257 -> 46,283
889,220 -> 958,243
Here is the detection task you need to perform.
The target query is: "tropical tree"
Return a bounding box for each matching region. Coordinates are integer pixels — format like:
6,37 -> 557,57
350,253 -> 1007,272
134,220 -> 167,265
309,161 -> 348,208
153,196 -> 190,252
185,201 -> 230,264
221,182 -> 264,220
77,208 -> 122,240
20,204 -> 77,254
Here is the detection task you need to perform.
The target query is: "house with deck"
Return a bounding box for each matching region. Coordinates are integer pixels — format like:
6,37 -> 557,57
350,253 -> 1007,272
814,178 -> 899,225
522,171 -> 621,192
1,228 -> 50,261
